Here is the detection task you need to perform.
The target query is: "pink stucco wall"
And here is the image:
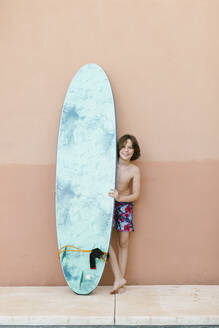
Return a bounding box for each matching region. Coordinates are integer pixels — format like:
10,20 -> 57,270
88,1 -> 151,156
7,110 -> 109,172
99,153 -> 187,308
1,0 -> 219,286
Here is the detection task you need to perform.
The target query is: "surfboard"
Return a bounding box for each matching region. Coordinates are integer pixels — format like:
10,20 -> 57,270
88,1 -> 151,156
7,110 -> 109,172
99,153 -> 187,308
56,64 -> 117,295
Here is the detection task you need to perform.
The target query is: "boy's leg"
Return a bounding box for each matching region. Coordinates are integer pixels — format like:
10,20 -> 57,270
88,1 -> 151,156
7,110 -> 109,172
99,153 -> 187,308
109,244 -> 126,294
118,231 -> 129,277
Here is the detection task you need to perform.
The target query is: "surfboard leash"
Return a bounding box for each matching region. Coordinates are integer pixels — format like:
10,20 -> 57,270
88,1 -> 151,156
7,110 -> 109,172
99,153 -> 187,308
58,245 -> 109,269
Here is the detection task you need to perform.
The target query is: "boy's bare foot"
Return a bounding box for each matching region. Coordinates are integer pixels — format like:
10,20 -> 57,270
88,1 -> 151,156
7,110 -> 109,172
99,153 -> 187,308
110,278 -> 126,294
118,286 -> 126,293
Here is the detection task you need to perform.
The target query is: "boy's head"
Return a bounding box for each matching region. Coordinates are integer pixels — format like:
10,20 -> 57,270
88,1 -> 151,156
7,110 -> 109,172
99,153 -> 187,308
118,134 -> 141,161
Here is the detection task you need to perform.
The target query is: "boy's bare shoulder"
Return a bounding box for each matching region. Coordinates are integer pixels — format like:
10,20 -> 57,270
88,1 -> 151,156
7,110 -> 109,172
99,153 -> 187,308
130,163 -> 140,175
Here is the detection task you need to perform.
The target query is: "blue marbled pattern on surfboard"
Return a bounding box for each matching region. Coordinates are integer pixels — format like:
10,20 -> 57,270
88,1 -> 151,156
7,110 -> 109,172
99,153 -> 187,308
56,64 -> 117,294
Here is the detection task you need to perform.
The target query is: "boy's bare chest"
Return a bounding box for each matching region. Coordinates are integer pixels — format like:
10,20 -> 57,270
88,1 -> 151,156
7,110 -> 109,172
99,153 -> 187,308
116,167 -> 133,187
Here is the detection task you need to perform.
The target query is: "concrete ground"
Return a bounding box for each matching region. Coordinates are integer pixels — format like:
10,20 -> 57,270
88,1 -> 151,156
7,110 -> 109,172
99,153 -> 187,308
0,285 -> 219,326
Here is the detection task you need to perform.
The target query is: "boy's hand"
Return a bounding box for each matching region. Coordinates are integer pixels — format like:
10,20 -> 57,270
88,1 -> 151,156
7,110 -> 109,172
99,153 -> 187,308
108,189 -> 119,201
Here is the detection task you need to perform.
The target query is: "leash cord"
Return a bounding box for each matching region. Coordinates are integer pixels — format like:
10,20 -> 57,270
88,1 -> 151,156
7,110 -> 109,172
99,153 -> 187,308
58,245 -> 109,264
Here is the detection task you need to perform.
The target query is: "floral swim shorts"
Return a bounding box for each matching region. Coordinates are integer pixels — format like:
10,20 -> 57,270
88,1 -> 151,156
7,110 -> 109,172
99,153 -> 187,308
113,201 -> 134,232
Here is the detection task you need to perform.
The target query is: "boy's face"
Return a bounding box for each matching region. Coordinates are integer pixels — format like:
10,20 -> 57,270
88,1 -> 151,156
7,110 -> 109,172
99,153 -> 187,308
119,139 -> 134,162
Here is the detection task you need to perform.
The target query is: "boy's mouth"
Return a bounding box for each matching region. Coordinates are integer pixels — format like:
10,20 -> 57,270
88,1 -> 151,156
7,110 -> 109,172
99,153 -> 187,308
122,153 -> 130,158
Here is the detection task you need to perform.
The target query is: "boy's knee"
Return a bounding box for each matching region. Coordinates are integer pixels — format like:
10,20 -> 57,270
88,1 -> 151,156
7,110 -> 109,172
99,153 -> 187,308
119,238 -> 129,249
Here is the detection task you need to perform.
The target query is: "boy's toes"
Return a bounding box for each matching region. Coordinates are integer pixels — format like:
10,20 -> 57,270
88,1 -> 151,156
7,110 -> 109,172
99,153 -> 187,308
118,286 -> 126,294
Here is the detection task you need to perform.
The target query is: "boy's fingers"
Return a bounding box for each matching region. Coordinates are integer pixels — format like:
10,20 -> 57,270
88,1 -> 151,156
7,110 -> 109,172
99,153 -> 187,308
108,191 -> 115,198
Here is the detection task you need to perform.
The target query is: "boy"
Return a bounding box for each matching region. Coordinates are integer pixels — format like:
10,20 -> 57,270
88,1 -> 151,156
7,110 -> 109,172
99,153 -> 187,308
108,134 -> 141,294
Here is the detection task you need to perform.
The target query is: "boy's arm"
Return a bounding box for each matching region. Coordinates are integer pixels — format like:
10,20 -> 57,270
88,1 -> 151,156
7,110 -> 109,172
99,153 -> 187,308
117,167 -> 140,202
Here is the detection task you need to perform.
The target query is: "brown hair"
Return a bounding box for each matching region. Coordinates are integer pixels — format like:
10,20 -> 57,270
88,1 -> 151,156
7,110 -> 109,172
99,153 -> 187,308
118,134 -> 141,161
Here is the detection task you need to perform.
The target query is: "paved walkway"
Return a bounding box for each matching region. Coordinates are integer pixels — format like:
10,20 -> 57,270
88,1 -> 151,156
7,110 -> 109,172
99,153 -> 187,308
0,285 -> 219,326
